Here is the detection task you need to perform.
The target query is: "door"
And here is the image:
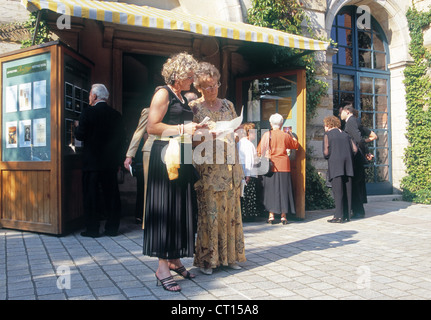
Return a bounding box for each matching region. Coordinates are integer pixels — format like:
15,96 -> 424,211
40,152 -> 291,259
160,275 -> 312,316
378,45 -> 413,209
236,69 -> 307,218
358,73 -> 391,194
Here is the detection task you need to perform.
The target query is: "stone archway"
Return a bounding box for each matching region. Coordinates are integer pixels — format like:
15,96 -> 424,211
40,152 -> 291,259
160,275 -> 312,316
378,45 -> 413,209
325,0 -> 412,192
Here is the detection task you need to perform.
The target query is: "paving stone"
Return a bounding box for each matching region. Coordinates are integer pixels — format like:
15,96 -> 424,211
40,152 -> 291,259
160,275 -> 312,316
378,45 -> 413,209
1,200 -> 431,301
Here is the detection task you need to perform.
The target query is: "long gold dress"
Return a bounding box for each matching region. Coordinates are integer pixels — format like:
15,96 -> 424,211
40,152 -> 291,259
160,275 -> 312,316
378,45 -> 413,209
191,98 -> 246,269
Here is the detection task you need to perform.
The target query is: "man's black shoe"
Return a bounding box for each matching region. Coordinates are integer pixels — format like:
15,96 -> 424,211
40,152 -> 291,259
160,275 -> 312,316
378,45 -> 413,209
80,231 -> 102,238
104,230 -> 119,237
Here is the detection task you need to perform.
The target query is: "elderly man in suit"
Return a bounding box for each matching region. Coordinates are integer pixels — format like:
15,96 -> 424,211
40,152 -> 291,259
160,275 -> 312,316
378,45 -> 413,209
75,84 -> 126,237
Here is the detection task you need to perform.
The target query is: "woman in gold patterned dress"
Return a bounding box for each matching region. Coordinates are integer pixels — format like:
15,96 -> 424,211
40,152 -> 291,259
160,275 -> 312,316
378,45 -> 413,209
190,62 -> 246,275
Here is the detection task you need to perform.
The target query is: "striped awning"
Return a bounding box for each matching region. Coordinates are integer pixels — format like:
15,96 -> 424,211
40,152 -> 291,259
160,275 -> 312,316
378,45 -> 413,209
21,0 -> 330,51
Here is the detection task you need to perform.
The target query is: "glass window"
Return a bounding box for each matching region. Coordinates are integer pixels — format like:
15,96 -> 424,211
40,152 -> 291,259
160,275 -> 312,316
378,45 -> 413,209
360,77 -> 373,93
332,6 -> 391,191
340,74 -> 354,91
336,12 -> 353,28
358,31 -> 372,49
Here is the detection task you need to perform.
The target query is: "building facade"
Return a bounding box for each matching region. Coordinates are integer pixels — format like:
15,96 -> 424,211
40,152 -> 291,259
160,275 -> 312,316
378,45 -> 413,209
2,0 -> 430,197
303,0 -> 418,195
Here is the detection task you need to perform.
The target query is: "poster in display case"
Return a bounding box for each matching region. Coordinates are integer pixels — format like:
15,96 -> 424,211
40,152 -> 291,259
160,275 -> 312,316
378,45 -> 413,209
1,52 -> 51,161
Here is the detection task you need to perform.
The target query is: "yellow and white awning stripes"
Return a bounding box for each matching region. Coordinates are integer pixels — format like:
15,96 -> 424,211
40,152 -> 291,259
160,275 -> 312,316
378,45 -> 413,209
21,0 -> 329,50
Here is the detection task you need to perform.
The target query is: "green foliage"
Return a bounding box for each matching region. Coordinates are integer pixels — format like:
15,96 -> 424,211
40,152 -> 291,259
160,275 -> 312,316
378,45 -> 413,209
247,0 -> 333,209
246,0 -> 327,120
305,150 -> 335,210
247,0 -> 307,35
21,11 -> 52,48
401,7 -> 431,204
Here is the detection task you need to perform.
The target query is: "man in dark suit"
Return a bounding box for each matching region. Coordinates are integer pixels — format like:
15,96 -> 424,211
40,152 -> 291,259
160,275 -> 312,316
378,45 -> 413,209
340,104 -> 368,219
75,84 -> 126,237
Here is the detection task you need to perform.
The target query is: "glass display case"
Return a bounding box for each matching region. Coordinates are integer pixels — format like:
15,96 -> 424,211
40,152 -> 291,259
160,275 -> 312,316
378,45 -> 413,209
0,41 -> 93,234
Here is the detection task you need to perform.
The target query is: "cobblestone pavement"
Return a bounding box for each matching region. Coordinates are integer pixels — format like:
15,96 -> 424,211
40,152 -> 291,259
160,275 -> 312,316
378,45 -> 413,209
1,199 -> 431,301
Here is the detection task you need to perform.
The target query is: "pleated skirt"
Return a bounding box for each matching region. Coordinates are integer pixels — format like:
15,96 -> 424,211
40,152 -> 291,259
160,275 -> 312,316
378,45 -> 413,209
143,140 -> 197,259
262,171 -> 296,214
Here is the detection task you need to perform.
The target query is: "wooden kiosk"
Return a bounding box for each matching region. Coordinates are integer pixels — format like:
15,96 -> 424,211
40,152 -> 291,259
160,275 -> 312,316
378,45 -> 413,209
0,41 -> 93,235
236,69 -> 307,219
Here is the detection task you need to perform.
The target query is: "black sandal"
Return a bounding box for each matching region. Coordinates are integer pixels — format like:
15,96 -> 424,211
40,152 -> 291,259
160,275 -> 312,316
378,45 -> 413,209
170,266 -> 195,279
155,274 -> 181,292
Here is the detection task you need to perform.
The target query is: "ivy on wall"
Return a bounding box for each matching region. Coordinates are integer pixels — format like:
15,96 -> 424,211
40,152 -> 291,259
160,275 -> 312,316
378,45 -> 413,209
247,0 -> 334,210
402,7 -> 431,204
21,11 -> 52,48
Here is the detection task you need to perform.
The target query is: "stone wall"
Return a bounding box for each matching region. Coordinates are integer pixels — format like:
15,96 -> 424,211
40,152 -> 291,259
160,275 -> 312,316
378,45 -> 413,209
302,0 -> 422,193
5,0 -> 431,194
0,0 -> 30,54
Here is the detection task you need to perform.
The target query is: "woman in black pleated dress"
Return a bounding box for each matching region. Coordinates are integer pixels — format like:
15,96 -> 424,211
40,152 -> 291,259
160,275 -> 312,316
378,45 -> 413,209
143,53 -> 201,292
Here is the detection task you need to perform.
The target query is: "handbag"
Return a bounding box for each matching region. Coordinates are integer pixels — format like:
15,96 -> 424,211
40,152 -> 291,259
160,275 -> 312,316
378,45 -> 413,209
256,131 -> 274,177
164,138 -> 181,180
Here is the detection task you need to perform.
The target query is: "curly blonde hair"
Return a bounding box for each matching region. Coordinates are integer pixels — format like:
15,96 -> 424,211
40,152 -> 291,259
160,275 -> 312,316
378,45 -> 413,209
161,52 -> 198,85
323,115 -> 341,129
193,62 -> 220,88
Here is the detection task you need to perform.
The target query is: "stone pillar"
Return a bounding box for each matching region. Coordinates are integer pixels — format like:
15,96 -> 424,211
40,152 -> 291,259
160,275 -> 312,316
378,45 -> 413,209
308,48 -> 338,176
388,61 -> 412,193
301,0 -> 331,176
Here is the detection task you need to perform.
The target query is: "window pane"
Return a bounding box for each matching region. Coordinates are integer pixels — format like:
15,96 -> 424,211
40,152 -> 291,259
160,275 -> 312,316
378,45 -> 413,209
374,52 -> 386,70
376,165 -> 389,182
340,92 -> 355,105
358,50 -> 372,68
361,111 -> 374,128
331,27 -> 336,42
333,73 -> 339,91
337,47 -> 354,66
339,74 -> 354,91
338,28 -> 353,47
376,131 -> 388,149
376,149 -> 389,165
376,113 -> 389,129
365,166 -> 375,183
365,165 -> 389,183
360,94 -> 374,112
375,95 -> 387,113
360,77 -> 373,93
358,31 -> 372,49
375,78 -> 387,95
337,13 -> 352,28
373,32 -> 385,52
333,92 -> 340,112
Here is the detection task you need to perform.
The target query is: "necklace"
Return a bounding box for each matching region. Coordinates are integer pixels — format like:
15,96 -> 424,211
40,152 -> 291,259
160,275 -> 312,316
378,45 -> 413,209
205,99 -> 220,110
167,85 -> 185,103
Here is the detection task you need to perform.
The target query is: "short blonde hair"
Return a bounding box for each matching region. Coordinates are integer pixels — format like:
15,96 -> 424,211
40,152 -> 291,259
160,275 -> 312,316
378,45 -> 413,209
161,52 -> 198,85
243,122 -> 255,137
193,62 -> 220,89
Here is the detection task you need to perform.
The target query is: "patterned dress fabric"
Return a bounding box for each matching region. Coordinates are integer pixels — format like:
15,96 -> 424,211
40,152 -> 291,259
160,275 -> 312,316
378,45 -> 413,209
190,99 -> 246,268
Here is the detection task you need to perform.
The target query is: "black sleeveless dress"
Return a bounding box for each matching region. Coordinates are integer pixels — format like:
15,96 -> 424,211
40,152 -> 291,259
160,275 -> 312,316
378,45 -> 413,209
143,86 -> 197,259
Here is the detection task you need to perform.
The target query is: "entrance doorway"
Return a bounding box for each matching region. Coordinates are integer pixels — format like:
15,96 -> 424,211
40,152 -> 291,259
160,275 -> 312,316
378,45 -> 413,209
122,53 -> 167,138
331,6 -> 392,195
120,53 -> 166,218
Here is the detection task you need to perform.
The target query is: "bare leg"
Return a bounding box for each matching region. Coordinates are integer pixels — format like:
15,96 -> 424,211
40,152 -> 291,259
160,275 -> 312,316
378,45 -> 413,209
155,258 -> 181,292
